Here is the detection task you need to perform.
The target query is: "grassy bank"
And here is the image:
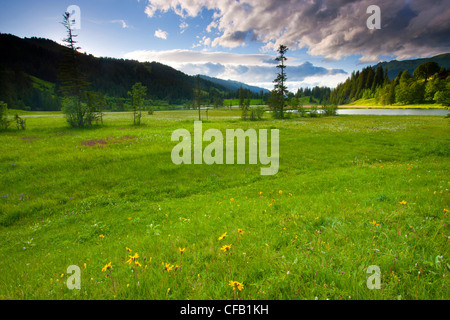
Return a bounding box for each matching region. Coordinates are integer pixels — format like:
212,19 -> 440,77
345,98 -> 448,109
0,110 -> 448,300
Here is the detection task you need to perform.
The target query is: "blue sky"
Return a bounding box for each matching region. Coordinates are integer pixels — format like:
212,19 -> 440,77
1,0 -> 449,91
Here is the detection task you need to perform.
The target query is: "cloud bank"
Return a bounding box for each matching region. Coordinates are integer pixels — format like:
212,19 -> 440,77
144,0 -> 450,62
124,49 -> 347,90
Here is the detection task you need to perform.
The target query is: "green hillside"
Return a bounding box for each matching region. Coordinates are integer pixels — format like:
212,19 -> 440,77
0,33 -> 234,111
373,53 -> 450,80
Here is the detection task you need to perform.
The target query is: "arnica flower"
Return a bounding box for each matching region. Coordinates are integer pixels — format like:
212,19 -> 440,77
179,247 -> 186,254
230,198 -> 234,202
102,262 -> 112,272
400,200 -> 407,205
237,229 -> 244,235
126,253 -> 140,265
279,190 -> 283,195
221,244 -> 232,252
99,234 -> 105,239
164,263 -> 174,272
126,247 -> 132,252
229,280 -> 244,291
218,232 -> 227,241
370,220 -> 379,226
444,208 -> 449,213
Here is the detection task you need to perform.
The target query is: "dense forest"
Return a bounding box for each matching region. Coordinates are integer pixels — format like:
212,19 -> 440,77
329,60 -> 450,106
0,33 -> 239,111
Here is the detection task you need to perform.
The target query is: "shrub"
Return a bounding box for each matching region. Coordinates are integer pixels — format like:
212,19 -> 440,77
0,101 -> 11,130
62,96 -> 91,128
309,106 -> 319,118
249,106 -> 265,121
15,114 -> 26,130
322,104 -> 338,116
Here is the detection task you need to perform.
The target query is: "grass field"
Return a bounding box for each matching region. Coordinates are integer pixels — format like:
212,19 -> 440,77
0,109 -> 449,300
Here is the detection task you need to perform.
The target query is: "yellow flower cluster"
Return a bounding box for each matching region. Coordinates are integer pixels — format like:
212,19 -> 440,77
229,280 -> 244,291
126,252 -> 142,267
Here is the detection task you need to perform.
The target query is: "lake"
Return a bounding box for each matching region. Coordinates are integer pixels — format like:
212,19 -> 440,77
269,108 -> 449,116
336,109 -> 449,116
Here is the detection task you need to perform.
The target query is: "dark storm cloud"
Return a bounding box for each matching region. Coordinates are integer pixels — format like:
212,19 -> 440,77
145,0 -> 450,62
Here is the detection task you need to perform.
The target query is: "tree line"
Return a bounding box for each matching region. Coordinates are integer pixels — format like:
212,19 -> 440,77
329,61 -> 450,106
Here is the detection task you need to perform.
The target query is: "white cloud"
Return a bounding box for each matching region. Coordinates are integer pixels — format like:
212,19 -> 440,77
143,0 -> 450,62
111,19 -> 129,28
154,28 -> 168,40
124,49 -> 347,90
179,21 -> 189,34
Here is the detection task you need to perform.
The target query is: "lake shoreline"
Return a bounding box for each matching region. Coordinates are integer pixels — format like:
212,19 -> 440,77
336,105 -> 448,110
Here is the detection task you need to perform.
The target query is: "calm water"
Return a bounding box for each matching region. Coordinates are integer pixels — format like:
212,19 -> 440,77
336,109 -> 448,116
272,108 -> 449,116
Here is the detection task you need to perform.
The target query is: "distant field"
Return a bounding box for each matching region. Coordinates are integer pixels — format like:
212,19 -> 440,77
0,110 -> 448,300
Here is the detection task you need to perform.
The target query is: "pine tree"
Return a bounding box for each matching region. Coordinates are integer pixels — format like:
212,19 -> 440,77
195,75 -> 202,121
272,45 -> 288,118
59,11 -> 90,127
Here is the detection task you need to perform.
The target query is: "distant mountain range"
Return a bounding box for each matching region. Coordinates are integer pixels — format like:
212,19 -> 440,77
0,33 -> 268,111
199,75 -> 270,94
373,53 -> 450,80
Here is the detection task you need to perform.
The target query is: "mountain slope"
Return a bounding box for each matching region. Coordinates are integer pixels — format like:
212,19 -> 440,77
199,75 -> 270,94
0,33 -> 232,110
373,53 -> 450,80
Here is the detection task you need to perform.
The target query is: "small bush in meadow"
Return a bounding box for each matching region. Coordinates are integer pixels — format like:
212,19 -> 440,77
322,104 -> 338,116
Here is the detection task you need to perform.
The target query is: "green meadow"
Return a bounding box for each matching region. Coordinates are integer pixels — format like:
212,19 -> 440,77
0,109 -> 448,300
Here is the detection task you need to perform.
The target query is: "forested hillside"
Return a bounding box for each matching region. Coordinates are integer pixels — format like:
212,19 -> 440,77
0,33 -> 233,111
330,58 -> 450,106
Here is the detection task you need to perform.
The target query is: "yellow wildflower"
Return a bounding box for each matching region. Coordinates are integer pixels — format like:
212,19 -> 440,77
229,280 -> 244,291
237,229 -> 244,235
221,244 -> 232,252
126,252 -> 139,265
179,247 -> 186,254
102,262 -> 112,272
218,232 -> 227,241
126,247 -> 132,252
99,234 -> 105,239
279,190 -> 283,195
400,200 -> 407,205
164,263 -> 174,272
